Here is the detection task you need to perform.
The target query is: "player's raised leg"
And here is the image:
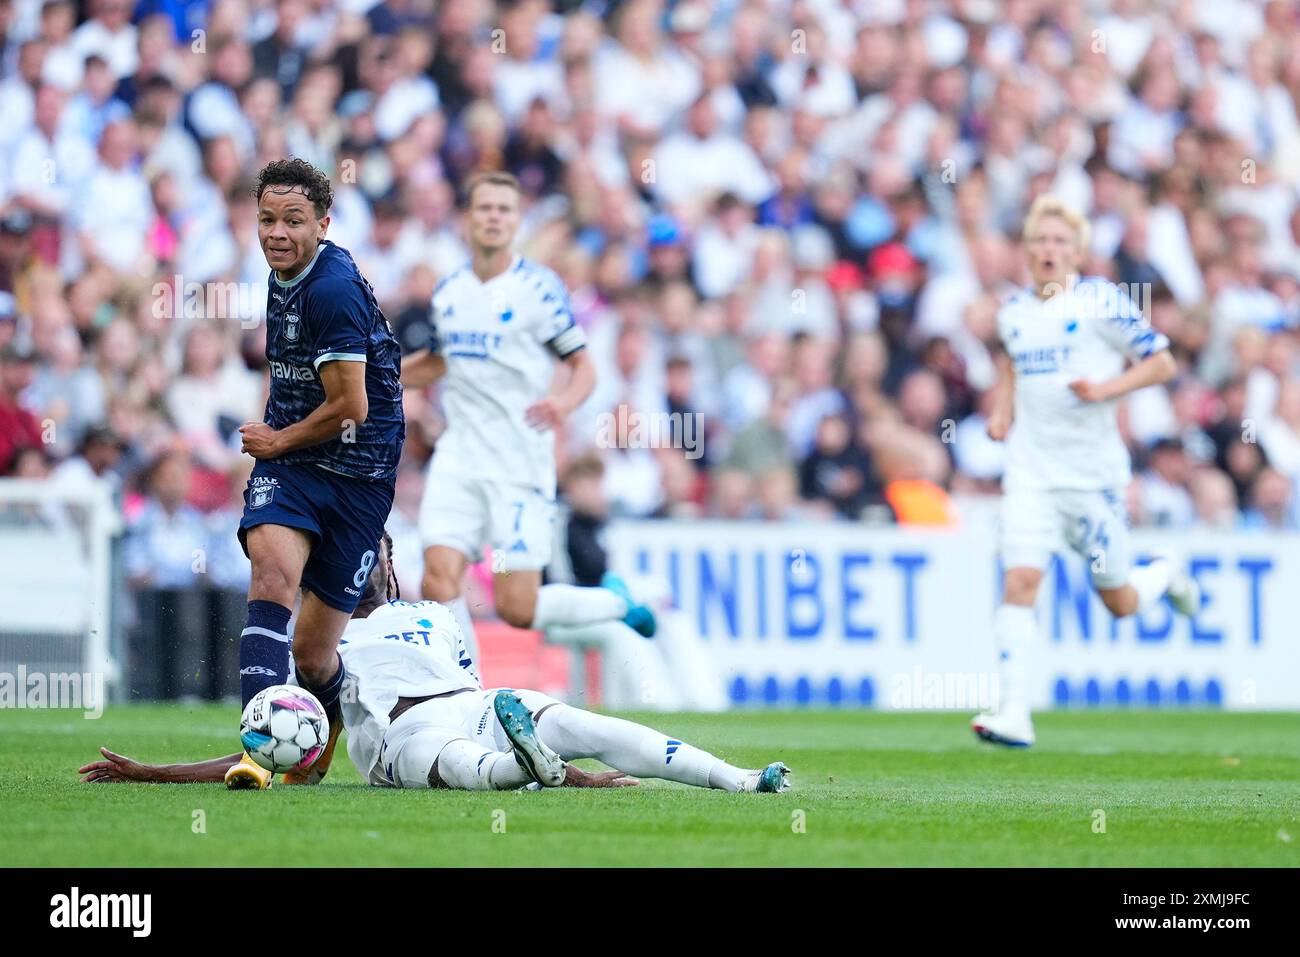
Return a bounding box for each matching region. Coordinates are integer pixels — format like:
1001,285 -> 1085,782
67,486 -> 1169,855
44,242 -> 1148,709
494,568 -> 653,636
489,488 -> 656,637
1094,555 -> 1201,619
1062,487 -> 1199,621
419,478 -> 656,641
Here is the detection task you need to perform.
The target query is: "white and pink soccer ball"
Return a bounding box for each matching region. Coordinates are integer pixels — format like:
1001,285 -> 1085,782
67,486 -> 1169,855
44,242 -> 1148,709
239,685 -> 329,774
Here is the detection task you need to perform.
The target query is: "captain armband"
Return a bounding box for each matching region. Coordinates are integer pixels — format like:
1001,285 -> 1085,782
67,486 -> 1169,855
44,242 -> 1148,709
547,323 -> 587,358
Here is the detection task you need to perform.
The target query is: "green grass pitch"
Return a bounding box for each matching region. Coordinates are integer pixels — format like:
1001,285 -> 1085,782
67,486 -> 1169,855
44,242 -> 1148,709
2,706 -> 1297,866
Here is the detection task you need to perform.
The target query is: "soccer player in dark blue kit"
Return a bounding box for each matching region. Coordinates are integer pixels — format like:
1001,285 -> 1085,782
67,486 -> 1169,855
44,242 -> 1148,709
225,158 -> 404,789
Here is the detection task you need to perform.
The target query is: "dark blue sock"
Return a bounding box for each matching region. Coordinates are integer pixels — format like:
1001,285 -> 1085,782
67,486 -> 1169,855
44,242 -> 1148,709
239,600 -> 292,706
297,653 -> 345,723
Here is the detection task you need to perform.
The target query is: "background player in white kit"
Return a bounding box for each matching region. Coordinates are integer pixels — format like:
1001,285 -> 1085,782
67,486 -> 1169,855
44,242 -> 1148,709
401,172 -> 656,658
78,535 -> 790,794
972,196 -> 1200,748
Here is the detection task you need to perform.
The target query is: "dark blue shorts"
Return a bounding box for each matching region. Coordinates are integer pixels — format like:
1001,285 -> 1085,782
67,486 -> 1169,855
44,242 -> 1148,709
238,460 -> 395,613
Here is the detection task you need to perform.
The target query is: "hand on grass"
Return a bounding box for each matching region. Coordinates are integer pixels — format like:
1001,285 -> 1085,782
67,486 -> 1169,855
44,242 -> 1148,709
562,765 -> 639,788
78,748 -> 161,783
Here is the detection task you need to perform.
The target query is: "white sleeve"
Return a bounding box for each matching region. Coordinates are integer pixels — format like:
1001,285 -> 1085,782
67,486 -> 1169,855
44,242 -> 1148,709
425,286 -> 447,354
1093,282 -> 1170,361
531,269 -> 586,357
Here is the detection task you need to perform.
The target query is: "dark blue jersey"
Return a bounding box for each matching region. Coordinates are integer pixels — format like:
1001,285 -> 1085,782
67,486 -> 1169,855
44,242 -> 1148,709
263,239 -> 404,481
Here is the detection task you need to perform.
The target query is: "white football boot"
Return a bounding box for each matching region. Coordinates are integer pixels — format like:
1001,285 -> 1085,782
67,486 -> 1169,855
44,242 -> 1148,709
971,708 -> 1036,748
1153,552 -> 1202,617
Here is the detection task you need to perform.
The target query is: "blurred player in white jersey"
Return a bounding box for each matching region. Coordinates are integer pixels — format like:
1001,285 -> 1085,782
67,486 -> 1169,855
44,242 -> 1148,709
973,196 -> 1200,748
79,535 -> 789,794
401,172 -> 656,657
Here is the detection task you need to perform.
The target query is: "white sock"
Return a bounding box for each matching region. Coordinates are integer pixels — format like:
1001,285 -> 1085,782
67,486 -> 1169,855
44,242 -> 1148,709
445,596 -> 480,679
1128,559 -> 1173,614
994,603 -> 1036,716
530,584 -> 627,630
433,739 -> 531,791
707,762 -> 752,792
535,703 -> 750,791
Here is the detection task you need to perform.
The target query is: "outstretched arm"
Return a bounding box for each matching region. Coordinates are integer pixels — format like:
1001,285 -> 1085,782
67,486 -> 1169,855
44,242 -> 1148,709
79,748 -> 244,784
525,348 -> 596,431
986,349 -> 1015,441
78,746 -> 637,788
563,764 -> 638,788
1069,348 -> 1177,403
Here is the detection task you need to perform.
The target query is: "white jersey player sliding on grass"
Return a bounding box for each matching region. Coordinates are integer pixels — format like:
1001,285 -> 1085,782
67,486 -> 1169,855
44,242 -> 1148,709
80,534 -> 790,795
400,171 -> 656,658
973,195 -> 1200,749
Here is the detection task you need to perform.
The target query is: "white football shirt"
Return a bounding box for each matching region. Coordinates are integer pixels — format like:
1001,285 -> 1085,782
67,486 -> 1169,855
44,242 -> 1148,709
425,255 -> 586,497
337,599 -> 481,783
997,277 -> 1169,491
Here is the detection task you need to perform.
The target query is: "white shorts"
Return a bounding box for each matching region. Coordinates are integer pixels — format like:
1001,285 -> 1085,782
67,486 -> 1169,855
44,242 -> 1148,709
375,687 -> 561,789
418,469 -> 555,571
999,486 -> 1132,589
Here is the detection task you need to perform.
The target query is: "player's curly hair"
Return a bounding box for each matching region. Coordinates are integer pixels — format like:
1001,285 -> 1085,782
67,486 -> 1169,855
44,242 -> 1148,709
382,532 -> 400,602
252,158 -> 334,219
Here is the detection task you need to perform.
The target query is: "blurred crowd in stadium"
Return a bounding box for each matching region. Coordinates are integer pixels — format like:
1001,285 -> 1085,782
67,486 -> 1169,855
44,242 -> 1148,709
4,0 -> 1300,600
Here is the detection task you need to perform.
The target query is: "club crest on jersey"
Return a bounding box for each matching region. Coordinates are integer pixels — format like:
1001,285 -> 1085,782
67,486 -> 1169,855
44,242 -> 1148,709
282,312 -> 301,342
488,292 -> 513,323
248,475 -> 279,509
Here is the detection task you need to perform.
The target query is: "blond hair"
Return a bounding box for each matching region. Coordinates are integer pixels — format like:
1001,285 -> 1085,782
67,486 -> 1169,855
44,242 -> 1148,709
1022,194 -> 1090,254
463,170 -> 521,206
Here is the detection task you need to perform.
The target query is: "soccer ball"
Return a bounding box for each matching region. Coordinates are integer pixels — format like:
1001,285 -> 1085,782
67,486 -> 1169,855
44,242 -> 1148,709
239,685 -> 329,774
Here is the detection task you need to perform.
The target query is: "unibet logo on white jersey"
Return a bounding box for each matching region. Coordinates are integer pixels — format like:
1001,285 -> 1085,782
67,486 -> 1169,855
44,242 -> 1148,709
337,599 -> 481,782
997,277 -> 1169,491
427,256 -> 586,497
